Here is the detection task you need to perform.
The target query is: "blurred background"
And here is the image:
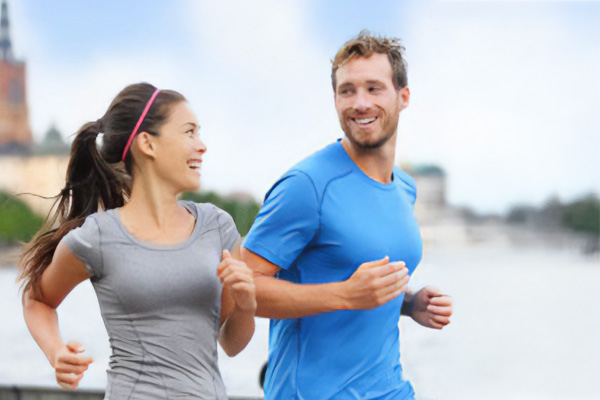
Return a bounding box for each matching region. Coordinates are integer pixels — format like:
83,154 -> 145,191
0,0 -> 598,399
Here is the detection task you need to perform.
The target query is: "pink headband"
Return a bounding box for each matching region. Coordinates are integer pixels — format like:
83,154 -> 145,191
121,88 -> 161,162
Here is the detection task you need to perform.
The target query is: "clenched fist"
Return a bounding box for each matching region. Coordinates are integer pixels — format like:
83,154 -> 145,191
53,341 -> 93,390
217,250 -> 257,313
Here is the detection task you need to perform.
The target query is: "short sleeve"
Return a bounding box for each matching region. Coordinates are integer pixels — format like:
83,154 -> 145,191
394,168 -> 417,206
61,216 -> 103,280
243,171 -> 320,269
217,209 -> 241,252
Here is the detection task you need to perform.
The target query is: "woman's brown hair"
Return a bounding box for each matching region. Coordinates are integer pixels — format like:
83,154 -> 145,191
19,82 -> 186,296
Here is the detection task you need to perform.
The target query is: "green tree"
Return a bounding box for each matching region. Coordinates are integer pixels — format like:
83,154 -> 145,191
0,191 -> 44,245
181,191 -> 260,236
562,195 -> 600,236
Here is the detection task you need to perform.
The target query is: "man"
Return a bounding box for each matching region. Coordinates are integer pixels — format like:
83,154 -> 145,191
242,31 -> 453,400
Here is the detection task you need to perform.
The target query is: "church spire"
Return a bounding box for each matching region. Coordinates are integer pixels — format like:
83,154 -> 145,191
0,0 -> 14,62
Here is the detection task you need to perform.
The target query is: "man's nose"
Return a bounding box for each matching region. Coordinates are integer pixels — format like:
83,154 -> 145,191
353,89 -> 372,112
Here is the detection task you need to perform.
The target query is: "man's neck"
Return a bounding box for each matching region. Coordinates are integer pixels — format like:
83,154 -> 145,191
340,136 -> 396,184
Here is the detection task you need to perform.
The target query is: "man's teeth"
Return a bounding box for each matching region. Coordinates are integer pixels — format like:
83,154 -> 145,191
188,162 -> 202,169
355,117 -> 376,124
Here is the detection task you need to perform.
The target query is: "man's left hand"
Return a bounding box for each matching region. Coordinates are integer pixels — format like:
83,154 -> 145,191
407,286 -> 452,329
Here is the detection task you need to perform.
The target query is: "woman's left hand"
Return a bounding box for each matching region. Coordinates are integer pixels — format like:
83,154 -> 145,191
217,250 -> 257,313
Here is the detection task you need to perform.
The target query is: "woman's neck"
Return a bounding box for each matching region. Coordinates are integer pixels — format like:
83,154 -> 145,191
118,173 -> 195,245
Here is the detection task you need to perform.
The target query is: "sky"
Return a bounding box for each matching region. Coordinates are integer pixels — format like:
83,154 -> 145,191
5,0 -> 600,214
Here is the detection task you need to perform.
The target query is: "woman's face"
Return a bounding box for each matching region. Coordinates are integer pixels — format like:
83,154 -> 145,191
149,101 -> 207,193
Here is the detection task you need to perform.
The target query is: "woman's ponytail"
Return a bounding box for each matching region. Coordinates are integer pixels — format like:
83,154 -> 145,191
18,120 -> 129,297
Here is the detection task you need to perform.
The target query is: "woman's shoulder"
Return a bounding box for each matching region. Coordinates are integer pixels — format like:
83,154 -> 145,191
180,200 -> 227,217
180,200 -> 236,230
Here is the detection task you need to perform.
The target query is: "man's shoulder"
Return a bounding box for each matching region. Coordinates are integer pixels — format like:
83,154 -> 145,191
393,166 -> 417,202
282,141 -> 353,196
393,166 -> 416,187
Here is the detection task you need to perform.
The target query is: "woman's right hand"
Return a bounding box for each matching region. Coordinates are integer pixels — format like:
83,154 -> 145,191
53,341 -> 93,390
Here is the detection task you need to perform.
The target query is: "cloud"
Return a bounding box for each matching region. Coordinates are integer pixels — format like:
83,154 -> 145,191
11,0 -> 599,211
27,52 -> 187,140
399,1 -> 600,211
182,0 -> 342,199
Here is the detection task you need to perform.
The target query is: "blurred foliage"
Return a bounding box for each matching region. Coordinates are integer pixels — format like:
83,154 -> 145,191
506,194 -> 599,236
0,191 -> 44,245
181,191 -> 260,236
562,195 -> 599,236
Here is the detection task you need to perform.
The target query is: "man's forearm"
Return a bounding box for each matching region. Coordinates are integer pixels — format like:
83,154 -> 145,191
254,275 -> 348,319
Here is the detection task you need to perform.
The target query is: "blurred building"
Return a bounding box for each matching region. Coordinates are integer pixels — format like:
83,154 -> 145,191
0,0 -> 32,155
406,164 -> 446,225
0,0 -> 69,215
404,163 -> 473,245
0,126 -> 69,215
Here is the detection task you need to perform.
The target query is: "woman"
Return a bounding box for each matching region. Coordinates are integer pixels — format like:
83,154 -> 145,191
18,83 -> 256,399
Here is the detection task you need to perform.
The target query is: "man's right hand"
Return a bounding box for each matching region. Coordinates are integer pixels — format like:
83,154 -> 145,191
339,256 -> 409,310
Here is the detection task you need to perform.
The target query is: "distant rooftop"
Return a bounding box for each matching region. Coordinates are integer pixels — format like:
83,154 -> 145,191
406,164 -> 445,177
35,124 -> 70,155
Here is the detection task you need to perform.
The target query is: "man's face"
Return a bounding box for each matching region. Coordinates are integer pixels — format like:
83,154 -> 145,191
334,53 -> 409,150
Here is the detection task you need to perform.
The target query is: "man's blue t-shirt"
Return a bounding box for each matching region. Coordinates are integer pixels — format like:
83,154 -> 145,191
243,140 -> 423,400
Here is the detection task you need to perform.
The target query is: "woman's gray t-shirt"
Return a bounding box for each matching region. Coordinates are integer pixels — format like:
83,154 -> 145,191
62,201 -> 240,399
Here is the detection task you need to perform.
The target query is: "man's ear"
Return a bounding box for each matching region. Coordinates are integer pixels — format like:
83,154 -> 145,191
135,131 -> 157,159
398,86 -> 410,111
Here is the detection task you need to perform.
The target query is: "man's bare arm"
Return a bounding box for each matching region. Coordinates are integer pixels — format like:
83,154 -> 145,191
241,247 -> 409,319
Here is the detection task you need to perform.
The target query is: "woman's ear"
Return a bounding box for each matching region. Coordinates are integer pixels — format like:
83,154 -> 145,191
135,131 -> 157,159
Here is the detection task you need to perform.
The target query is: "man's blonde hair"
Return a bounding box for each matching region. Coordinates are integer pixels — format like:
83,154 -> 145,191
331,30 -> 408,92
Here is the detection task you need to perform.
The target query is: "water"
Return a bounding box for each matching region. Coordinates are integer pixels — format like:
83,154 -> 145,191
1,239 -> 599,399
400,242 -> 600,400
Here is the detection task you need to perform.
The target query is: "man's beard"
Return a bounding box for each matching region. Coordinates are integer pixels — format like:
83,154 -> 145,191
343,121 -> 398,150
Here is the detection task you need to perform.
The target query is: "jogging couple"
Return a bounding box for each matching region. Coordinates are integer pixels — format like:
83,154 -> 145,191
20,31 -> 452,400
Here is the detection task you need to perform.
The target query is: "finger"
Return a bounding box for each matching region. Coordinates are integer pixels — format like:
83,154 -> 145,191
219,261 -> 253,278
432,315 -> 451,326
423,285 -> 441,297
56,362 -> 90,374
230,281 -> 256,292
373,262 -> 406,278
58,381 -> 77,391
58,352 -> 94,366
359,256 -> 389,270
222,249 -> 232,260
378,275 -> 409,299
66,341 -> 83,353
57,372 -> 84,388
429,295 -> 452,306
428,321 -> 444,330
389,261 -> 406,271
216,258 -> 235,276
222,271 -> 255,286
376,267 -> 408,287
426,304 -> 453,317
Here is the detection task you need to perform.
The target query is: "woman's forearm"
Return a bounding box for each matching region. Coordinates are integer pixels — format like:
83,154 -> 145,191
218,306 -> 255,357
22,290 -> 64,367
